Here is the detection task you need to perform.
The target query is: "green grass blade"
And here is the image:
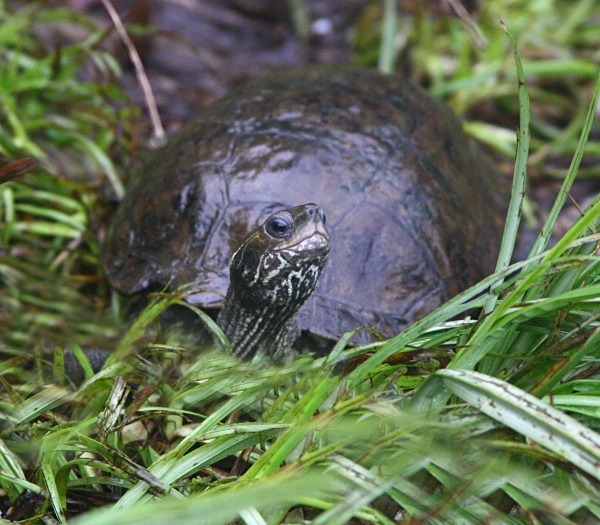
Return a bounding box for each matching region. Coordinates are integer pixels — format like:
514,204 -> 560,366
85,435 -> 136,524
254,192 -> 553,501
0,437 -> 28,499
528,72 -> 600,259
10,385 -> 73,425
41,461 -> 67,524
484,23 -> 530,314
378,0 -> 397,74
438,369 -> 600,481
72,469 -> 336,525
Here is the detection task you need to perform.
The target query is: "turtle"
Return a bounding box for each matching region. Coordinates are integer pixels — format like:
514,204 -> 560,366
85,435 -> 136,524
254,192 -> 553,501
102,66 -> 508,358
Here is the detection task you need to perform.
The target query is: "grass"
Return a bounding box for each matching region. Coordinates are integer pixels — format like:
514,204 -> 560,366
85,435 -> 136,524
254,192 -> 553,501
1,1 -> 600,523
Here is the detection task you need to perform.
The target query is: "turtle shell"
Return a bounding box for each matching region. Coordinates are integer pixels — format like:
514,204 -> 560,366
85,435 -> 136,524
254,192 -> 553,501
102,66 -> 507,343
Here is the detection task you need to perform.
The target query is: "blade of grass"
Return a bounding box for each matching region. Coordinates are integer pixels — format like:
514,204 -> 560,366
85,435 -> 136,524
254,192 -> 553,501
350,251 -> 550,389
378,0 -> 397,74
312,456 -> 396,525
0,438 -> 28,499
10,385 -> 73,425
104,294 -> 178,367
528,71 -> 600,259
114,378 -> 287,507
241,375 -> 339,480
483,21 -> 530,315
41,461 -> 67,524
72,469 -> 338,525
438,369 -> 600,481
413,88 -> 600,408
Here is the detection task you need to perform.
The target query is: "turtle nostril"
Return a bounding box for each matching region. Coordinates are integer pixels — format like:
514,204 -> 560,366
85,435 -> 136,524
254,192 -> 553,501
305,203 -> 324,221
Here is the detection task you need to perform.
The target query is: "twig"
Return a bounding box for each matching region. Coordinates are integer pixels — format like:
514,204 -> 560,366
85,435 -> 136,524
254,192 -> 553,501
0,157 -> 37,183
101,0 -> 165,145
443,0 -> 487,49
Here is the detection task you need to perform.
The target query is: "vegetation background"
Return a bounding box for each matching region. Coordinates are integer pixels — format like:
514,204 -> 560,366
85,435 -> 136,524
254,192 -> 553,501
1,0 -> 599,523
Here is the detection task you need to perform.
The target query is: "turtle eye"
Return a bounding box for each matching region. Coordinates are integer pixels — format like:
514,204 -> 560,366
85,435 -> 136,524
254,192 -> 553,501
266,216 -> 293,238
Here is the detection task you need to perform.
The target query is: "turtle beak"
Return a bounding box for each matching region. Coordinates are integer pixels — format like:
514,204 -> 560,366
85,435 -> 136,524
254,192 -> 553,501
291,223 -> 329,254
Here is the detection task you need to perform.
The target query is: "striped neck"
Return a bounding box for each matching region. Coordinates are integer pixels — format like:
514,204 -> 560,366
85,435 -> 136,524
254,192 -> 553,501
216,286 -> 300,360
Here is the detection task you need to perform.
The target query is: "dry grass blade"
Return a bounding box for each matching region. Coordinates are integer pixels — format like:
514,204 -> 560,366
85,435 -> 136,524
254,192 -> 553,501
101,0 -> 164,145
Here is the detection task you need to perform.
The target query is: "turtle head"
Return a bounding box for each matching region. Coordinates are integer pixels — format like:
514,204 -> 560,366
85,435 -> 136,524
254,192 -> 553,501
230,203 -> 329,310
218,203 -> 329,359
